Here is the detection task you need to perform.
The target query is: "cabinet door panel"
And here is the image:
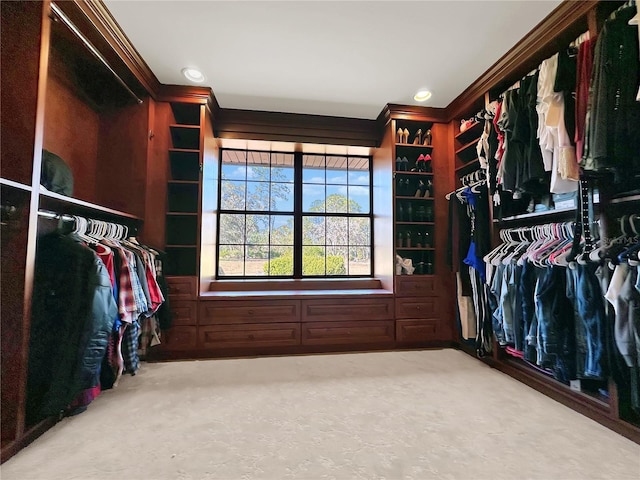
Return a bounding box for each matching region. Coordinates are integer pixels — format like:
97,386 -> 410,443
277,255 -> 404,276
301,320 -> 394,345
396,319 -> 441,343
199,300 -> 300,325
395,298 -> 436,319
170,300 -> 197,326
166,276 -> 198,300
301,298 -> 393,322
395,276 -> 436,297
198,323 -> 300,349
161,326 -> 197,350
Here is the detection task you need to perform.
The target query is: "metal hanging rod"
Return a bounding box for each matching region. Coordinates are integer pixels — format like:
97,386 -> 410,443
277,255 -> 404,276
38,209 -> 76,222
49,2 -> 143,105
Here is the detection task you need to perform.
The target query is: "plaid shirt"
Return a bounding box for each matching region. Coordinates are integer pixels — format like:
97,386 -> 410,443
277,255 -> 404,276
126,249 -> 148,316
122,320 -> 140,374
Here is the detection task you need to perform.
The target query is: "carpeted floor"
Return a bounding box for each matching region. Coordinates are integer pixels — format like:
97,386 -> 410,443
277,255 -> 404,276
2,349 -> 639,480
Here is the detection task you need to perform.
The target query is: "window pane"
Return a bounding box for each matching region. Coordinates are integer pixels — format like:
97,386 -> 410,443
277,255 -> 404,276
220,180 -> 246,210
303,216 -> 325,245
349,217 -> 370,245
219,214 -> 245,244
270,182 -> 294,212
303,184 -> 325,212
268,246 -> 293,276
303,154 -> 325,184
348,185 -> 370,213
218,245 -> 244,277
270,215 -> 293,245
221,163 -> 246,181
326,246 -> 348,276
349,247 -> 371,275
348,157 -> 370,185
326,216 -> 348,246
302,246 -> 325,276
326,156 -> 347,184
326,185 -> 348,213
271,153 -> 294,183
221,150 -> 246,180
246,245 -> 269,276
246,214 -> 269,245
246,181 -> 269,211
247,151 -> 270,181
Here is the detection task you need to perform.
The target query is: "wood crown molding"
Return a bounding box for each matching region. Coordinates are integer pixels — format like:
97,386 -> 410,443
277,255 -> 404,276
68,0 -> 161,98
446,0 -> 598,120
216,108 -> 380,148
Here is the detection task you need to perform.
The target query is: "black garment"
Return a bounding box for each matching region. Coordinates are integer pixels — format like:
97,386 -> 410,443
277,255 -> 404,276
554,47 -> 577,144
447,193 -> 473,296
40,150 -> 74,196
155,258 -> 172,330
26,234 -> 116,423
585,5 -> 640,187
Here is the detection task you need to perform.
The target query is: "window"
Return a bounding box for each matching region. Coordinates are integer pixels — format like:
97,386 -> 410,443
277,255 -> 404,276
217,149 -> 372,278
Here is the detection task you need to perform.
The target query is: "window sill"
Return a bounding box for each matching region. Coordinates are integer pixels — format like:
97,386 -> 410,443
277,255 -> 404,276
203,278 -> 393,299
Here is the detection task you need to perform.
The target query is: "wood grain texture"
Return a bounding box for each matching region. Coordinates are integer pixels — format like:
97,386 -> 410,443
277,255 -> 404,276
43,55 -> 100,202
199,300 -> 300,325
53,0 -> 152,100
301,320 -> 395,346
301,298 -> 394,323
199,323 -> 301,349
216,109 -> 379,147
166,276 -> 198,300
0,1 -> 45,185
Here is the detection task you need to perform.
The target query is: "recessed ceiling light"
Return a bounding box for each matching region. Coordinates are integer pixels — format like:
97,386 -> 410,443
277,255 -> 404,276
414,90 -> 432,102
182,67 -> 205,83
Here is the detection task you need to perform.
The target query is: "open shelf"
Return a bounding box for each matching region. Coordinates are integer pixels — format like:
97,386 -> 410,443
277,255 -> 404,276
39,190 -> 141,222
395,196 -> 434,200
394,171 -> 434,176
395,143 -> 434,149
0,178 -> 32,192
494,206 -> 577,223
170,125 -> 200,150
455,138 -> 480,155
396,221 -> 435,225
610,193 -> 640,204
454,121 -> 481,139
170,103 -> 201,126
455,159 -> 480,173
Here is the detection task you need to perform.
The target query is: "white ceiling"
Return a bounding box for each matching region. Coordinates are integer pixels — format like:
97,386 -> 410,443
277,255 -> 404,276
105,0 -> 562,119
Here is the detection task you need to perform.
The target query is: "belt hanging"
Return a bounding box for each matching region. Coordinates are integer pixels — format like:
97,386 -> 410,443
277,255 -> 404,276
569,177 -> 595,263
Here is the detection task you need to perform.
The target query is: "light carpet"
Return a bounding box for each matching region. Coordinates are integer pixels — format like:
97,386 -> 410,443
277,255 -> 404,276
2,349 -> 639,480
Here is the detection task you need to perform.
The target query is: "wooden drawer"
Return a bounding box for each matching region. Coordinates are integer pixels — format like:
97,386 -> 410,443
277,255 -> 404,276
301,320 -> 395,346
166,276 -> 197,300
395,297 -> 436,319
301,298 -> 393,322
396,319 -> 440,343
161,326 -> 197,350
198,323 -> 301,349
395,276 -> 436,297
199,300 -> 300,325
170,300 -> 197,326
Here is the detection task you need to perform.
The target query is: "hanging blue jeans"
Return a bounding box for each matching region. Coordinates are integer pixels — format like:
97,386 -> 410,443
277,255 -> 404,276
535,266 -> 576,384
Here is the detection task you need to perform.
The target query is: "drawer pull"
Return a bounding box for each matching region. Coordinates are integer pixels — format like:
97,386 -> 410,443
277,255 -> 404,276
249,334 -> 255,340
248,310 -> 254,315
416,306 -> 421,310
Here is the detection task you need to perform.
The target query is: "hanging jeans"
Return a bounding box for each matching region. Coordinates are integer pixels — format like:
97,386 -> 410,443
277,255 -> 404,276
535,266 -> 576,384
566,263 -> 607,379
520,262 -> 539,363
